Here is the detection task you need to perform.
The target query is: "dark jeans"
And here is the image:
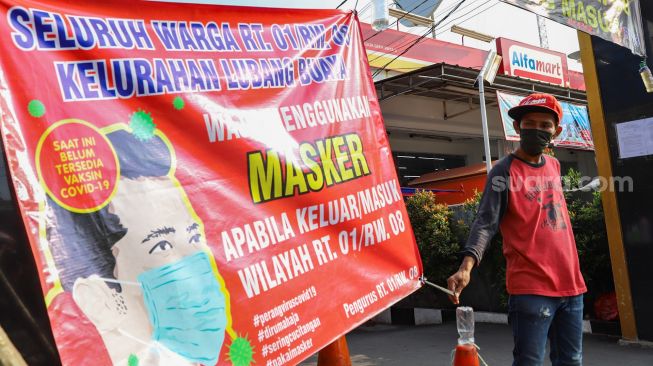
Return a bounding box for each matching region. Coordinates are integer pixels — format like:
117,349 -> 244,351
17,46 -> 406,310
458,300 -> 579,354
509,294 -> 584,366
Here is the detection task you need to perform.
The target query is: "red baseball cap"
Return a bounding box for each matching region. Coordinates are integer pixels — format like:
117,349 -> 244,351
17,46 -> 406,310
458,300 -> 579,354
508,93 -> 563,124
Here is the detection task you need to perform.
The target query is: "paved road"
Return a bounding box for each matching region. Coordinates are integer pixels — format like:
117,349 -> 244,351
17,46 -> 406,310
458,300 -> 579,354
300,322 -> 653,366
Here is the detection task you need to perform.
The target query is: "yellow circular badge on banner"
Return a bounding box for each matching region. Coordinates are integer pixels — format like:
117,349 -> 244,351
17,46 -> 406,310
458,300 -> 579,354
36,119 -> 120,213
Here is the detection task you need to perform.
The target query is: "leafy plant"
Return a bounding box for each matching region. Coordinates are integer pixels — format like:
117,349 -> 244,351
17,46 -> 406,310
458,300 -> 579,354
562,166 -> 582,192
405,190 -> 460,286
405,190 -> 506,310
457,191 -> 507,309
564,168 -> 613,297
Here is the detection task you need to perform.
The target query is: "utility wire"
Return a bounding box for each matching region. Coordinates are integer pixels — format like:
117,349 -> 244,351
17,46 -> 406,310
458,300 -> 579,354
454,1 -> 499,27
433,0 -> 499,34
358,1 -> 373,15
433,0 -> 482,17
368,0 -> 471,67
366,21 -> 435,55
434,2 -> 499,37
431,0 -> 488,32
365,0 -> 432,42
366,0 -> 483,62
369,0 -> 494,56
367,21 -> 437,67
366,12 -> 450,65
372,0 -> 468,78
440,0 -> 476,11
366,0 -> 497,78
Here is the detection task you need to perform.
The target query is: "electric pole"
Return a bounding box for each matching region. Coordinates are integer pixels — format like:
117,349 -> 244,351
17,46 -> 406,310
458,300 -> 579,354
537,15 -> 549,49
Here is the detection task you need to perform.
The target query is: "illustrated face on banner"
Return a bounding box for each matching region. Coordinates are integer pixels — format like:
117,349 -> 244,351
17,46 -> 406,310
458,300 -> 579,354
50,129 -> 229,366
110,177 -> 205,282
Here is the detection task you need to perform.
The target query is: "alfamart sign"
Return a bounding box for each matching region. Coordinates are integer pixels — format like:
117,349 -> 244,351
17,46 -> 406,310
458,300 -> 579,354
497,38 -> 569,87
511,48 -> 563,79
501,0 -> 646,56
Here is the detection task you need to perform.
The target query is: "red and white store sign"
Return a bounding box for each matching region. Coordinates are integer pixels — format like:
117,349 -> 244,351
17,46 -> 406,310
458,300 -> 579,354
496,38 -> 569,87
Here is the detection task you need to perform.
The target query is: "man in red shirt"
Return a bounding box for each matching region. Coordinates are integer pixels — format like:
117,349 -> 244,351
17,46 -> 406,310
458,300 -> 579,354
447,93 -> 586,366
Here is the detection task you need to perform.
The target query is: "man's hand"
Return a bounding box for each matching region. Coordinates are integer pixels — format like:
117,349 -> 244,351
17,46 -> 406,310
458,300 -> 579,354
447,256 -> 475,304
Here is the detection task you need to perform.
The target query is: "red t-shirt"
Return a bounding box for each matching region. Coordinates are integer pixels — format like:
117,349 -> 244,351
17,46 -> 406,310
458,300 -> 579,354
462,154 -> 586,297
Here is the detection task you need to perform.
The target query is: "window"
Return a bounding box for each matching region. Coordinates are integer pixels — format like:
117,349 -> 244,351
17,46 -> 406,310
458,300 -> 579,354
392,152 -> 466,186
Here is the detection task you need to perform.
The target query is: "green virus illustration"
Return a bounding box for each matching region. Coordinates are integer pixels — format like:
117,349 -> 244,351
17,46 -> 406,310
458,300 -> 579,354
228,336 -> 254,366
129,109 -> 156,141
127,354 -> 139,366
173,96 -> 185,110
28,100 -> 46,118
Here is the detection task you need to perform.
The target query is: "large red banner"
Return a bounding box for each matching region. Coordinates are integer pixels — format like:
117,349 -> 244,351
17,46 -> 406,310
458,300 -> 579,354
0,1 -> 423,365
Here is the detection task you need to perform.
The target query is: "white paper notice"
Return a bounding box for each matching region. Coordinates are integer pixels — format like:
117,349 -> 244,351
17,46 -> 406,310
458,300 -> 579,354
616,118 -> 653,159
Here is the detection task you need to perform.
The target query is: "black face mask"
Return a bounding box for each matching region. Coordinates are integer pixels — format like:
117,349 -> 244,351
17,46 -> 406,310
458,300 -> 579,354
519,129 -> 553,156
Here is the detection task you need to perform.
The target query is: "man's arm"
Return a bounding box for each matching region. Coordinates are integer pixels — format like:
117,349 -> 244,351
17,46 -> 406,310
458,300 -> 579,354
447,256 -> 475,304
447,160 -> 510,304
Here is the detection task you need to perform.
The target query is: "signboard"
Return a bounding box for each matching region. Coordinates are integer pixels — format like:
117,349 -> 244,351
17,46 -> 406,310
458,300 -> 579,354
497,91 -> 594,150
361,22 -> 487,74
615,117 -> 653,158
496,38 -> 569,87
0,1 -> 423,365
500,0 -> 646,56
361,24 -> 589,90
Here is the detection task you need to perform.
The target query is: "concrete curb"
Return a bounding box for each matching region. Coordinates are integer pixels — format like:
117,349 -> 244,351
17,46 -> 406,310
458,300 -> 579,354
414,308 -> 443,325
371,308 -> 443,326
474,311 -> 508,324
373,308 -> 594,334
618,339 -> 653,348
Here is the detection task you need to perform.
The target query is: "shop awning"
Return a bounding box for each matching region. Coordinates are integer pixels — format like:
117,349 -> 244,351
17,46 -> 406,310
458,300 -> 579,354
374,63 -> 587,106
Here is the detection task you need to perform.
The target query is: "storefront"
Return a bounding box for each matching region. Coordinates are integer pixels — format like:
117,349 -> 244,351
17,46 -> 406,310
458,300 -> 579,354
362,24 -> 597,193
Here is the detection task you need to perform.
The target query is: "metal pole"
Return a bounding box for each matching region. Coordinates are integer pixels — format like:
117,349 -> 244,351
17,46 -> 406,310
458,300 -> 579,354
537,15 -> 549,49
478,75 -> 493,173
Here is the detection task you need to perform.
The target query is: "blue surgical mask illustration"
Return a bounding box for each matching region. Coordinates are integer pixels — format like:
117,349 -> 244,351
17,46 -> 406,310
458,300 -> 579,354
137,251 -> 227,365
